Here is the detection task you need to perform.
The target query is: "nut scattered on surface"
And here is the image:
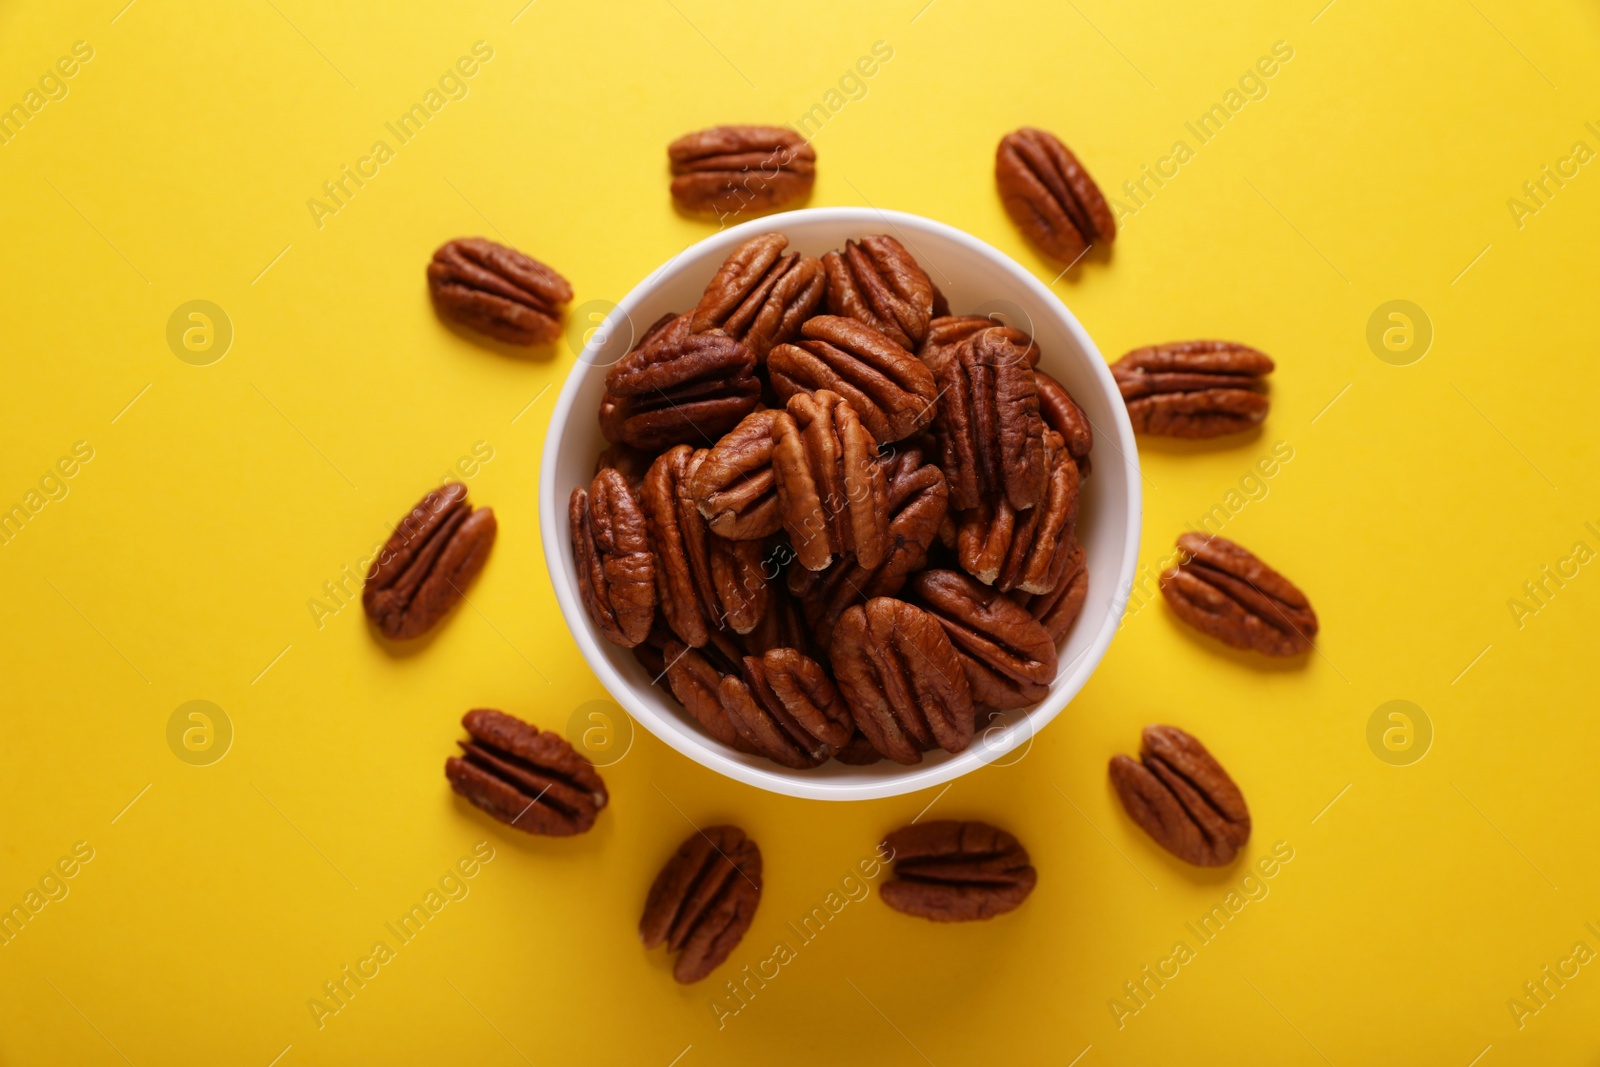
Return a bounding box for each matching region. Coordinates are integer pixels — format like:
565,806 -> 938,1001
640,826 -> 762,983
427,237 -> 573,345
880,820 -> 1037,921
1111,341 -> 1273,438
363,482 -> 496,640
995,128 -> 1116,263
1109,725 -> 1250,866
445,709 -> 609,836
668,125 -> 815,217
1160,533 -> 1316,656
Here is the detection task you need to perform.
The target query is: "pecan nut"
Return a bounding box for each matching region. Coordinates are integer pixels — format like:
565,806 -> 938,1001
928,326 -> 1048,512
788,447 -> 948,648
880,820 -> 1036,922
995,128 -> 1116,263
690,234 -> 824,362
821,235 -> 937,350
668,125 -> 815,216
911,570 -> 1057,711
570,469 -> 656,648
833,730 -> 887,765
1035,369 -> 1093,476
1011,543 -> 1088,644
1111,341 -> 1273,438
1109,725 -> 1251,866
660,638 -> 755,752
718,648 -> 853,768
445,709 -> 609,836
829,598 -> 975,764
956,428 -> 1079,594
427,237 -> 573,345
363,483 -> 496,639
920,315 -> 1039,370
641,446 -> 769,645
770,390 -> 889,572
768,315 -> 938,444
688,409 -> 782,540
640,826 -> 763,984
1160,533 -> 1317,656
601,313 -> 761,451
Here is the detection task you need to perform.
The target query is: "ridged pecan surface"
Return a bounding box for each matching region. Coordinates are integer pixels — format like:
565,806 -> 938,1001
911,570 -> 1057,712
690,233 -> 824,362
570,468 -> 656,648
995,128 -> 1116,263
821,235 -> 937,349
880,820 -> 1036,921
955,428 -> 1079,594
427,237 -> 573,345
1035,369 -> 1093,476
601,313 -> 761,451
640,826 -> 763,983
1011,542 -> 1087,644
445,709 -> 609,836
770,390 -> 889,573
1110,725 -> 1251,866
687,409 -> 782,540
1112,341 -> 1273,438
718,648 -> 853,767
1160,533 -> 1316,656
363,482 -> 496,639
768,315 -> 938,444
668,125 -> 815,216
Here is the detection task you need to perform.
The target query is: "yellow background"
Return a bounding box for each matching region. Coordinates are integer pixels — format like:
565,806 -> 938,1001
3,0 -> 1598,1063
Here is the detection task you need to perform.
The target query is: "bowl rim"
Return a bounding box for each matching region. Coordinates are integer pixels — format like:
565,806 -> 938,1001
539,205 -> 1142,801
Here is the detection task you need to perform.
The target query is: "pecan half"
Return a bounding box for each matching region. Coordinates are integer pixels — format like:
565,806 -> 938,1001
1011,543 -> 1088,644
821,235 -> 937,350
688,409 -> 782,540
364,483 -> 496,639
718,648 -> 853,768
829,598 -> 975,764
1160,533 -> 1317,656
570,469 -> 656,648
445,709 -> 609,836
601,313 -> 761,451
930,326 -> 1048,512
955,428 -> 1079,594
768,315 -> 938,444
1111,341 -> 1273,438
770,390 -> 889,573
1035,369 -> 1093,476
668,125 -> 815,216
787,447 -> 948,648
880,820 -> 1036,922
641,446 -> 769,645
1109,725 -> 1251,866
919,315 -> 1040,370
995,128 -> 1115,263
911,570 -> 1057,711
661,638 -> 755,752
427,237 -> 573,345
640,826 -> 763,984
690,234 -> 824,362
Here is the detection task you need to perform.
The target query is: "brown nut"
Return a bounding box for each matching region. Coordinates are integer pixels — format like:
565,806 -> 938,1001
1111,341 -> 1273,438
690,233 -> 824,362
956,428 -> 1079,594
995,127 -> 1116,263
668,125 -> 815,216
427,237 -> 573,345
833,730 -> 887,765
660,637 -> 756,752
570,468 -> 657,648
640,826 -> 763,984
929,326 -> 1048,512
768,316 -> 938,444
1034,369 -> 1093,476
596,442 -> 655,494
1160,533 -> 1317,656
445,709 -> 608,836
718,648 -> 853,768
363,482 -> 497,640
601,313 -> 761,451
880,820 -> 1037,921
821,235 -> 937,350
911,569 -> 1057,712
770,390 -> 889,573
920,315 -> 1040,370
829,598 -> 975,764
688,409 -> 783,540
1109,725 -> 1250,866
1011,542 -> 1088,644
737,580 -> 814,659
787,446 -> 948,648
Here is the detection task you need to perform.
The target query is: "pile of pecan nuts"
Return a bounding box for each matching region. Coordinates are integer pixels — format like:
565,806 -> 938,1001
570,229 -> 1094,770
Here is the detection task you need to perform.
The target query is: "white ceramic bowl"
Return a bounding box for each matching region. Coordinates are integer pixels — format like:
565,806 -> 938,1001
541,207 -> 1141,801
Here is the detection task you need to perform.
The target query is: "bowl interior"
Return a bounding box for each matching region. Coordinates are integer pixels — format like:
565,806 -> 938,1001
541,207 -> 1140,800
